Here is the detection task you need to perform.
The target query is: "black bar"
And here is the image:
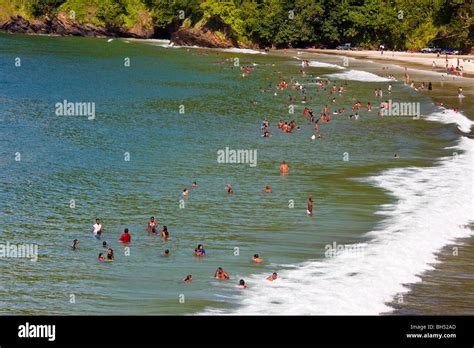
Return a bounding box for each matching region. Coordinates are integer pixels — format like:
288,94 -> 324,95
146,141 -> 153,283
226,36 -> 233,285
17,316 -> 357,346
0,316 -> 472,346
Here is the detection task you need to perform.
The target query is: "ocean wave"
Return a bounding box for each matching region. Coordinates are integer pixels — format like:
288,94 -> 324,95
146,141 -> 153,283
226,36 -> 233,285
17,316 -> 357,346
202,110 -> 474,315
325,70 -> 391,82
426,108 -> 473,134
308,60 -> 345,70
293,57 -> 345,70
220,48 -> 266,55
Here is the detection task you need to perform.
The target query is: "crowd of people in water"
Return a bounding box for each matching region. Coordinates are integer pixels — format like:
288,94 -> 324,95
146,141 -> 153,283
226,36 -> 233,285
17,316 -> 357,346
77,215 -> 283,287
72,50 -> 464,297
73,170 -> 311,288
254,54 -> 463,161
73,156 -> 313,289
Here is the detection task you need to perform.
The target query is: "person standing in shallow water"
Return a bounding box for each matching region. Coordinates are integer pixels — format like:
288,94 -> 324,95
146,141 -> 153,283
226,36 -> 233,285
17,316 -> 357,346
92,218 -> 102,238
307,197 -> 313,216
147,216 -> 157,233
119,228 -> 131,243
161,226 -> 169,240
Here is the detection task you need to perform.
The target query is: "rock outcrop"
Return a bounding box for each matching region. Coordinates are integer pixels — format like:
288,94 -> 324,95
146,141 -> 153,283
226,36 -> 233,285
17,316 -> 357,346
0,13 -> 149,38
1,13 -> 248,48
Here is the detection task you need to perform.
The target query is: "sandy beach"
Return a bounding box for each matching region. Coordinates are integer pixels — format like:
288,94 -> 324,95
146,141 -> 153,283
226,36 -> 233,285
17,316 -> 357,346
307,49 -> 474,77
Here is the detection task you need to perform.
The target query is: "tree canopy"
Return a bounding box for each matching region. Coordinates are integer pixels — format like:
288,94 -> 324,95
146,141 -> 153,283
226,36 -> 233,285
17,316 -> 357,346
1,0 -> 472,50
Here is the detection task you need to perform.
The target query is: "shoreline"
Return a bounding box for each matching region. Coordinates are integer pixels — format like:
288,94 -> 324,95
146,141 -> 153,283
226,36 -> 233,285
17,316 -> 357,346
305,48 -> 474,78
2,27 -> 473,79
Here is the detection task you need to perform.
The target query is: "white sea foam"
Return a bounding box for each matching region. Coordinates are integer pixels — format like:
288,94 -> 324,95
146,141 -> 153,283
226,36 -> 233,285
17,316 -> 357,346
293,57 -> 344,70
325,70 -> 391,82
203,110 -> 474,315
308,60 -> 345,69
426,108 -> 473,134
220,48 -> 266,55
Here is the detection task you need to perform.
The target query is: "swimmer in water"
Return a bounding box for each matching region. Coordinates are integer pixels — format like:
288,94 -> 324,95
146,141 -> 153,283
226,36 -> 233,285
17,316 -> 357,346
163,249 -> 170,257
225,184 -> 234,194
192,181 -> 198,188
92,218 -> 103,238
307,197 -> 313,215
265,185 -> 272,193
280,161 -> 289,174
266,272 -> 278,281
119,228 -> 131,243
182,188 -> 189,197
195,244 -> 206,256
214,267 -> 230,280
98,253 -> 107,262
238,279 -> 248,289
253,254 -> 263,263
102,241 -> 109,249
161,225 -> 169,240
147,216 -> 157,233
394,153 -> 399,158
72,239 -> 79,250
182,275 -> 192,283
107,248 -> 114,261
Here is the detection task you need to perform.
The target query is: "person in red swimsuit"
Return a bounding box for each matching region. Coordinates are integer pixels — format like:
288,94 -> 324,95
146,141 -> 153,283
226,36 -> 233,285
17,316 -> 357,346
119,228 -> 131,243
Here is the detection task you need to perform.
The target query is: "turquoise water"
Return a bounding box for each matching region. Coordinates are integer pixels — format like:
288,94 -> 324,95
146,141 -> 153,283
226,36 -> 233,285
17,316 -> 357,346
0,33 -> 471,315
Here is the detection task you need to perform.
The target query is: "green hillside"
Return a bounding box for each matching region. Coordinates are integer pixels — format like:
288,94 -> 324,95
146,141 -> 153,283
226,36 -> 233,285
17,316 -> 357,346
0,0 -> 472,50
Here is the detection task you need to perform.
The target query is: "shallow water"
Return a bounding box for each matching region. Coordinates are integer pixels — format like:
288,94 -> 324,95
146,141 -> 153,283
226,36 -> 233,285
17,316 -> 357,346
0,33 -> 472,315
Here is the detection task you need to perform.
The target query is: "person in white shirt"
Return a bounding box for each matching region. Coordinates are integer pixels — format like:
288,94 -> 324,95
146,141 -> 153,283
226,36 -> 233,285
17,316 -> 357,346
92,218 -> 102,238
